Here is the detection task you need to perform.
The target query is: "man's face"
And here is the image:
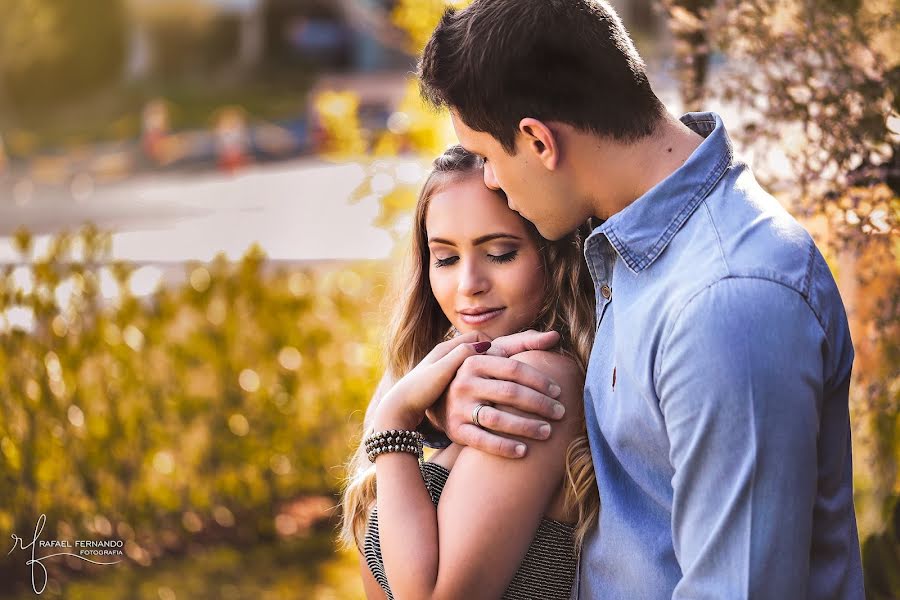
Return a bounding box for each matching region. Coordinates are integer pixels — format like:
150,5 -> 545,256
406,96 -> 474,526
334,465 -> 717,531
450,111 -> 582,241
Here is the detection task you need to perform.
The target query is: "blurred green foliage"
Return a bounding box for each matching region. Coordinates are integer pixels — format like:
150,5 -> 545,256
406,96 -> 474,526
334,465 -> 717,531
5,531 -> 364,600
0,226 -> 388,594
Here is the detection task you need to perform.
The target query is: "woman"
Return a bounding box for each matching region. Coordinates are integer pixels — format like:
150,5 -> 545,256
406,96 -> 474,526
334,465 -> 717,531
340,145 -> 599,599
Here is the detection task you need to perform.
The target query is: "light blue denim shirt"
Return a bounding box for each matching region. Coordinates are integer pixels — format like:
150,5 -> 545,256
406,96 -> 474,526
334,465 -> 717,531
575,112 -> 864,599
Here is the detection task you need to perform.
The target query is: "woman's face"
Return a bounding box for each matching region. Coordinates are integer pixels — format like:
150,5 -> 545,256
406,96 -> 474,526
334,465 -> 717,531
425,174 -> 546,340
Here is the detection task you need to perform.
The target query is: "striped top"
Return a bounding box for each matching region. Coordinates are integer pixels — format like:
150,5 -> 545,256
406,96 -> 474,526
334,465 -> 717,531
364,461 -> 578,600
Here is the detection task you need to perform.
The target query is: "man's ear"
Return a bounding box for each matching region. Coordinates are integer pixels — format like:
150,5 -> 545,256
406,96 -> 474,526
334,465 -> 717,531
518,118 -> 559,170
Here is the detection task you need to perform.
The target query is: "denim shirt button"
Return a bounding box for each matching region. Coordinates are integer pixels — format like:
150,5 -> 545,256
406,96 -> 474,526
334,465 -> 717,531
600,284 -> 612,300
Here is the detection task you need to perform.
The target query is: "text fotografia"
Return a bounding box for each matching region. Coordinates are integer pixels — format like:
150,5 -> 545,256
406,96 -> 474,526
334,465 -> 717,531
8,514 -> 123,595
35,540 -> 125,555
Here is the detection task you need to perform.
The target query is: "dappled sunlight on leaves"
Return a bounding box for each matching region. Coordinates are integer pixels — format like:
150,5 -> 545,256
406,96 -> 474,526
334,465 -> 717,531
0,226 -> 386,597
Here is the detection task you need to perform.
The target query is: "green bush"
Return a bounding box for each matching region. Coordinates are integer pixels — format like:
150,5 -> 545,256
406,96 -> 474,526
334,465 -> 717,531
0,227 -> 388,586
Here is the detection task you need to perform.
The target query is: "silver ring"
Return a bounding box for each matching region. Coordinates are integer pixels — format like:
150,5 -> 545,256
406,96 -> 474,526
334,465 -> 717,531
472,403 -> 488,428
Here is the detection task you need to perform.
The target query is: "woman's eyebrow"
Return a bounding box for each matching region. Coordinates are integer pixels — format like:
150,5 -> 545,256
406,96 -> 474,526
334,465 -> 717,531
428,233 -> 522,246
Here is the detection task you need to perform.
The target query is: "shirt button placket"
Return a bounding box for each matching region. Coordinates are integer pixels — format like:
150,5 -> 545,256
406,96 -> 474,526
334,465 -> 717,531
596,284 -> 612,325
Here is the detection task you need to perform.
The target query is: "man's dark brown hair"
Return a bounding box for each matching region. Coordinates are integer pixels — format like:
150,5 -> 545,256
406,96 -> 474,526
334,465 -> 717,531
419,0 -> 665,153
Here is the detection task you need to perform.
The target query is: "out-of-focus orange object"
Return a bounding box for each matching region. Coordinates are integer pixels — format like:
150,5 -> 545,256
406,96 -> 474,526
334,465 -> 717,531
214,106 -> 251,174
141,98 -> 171,165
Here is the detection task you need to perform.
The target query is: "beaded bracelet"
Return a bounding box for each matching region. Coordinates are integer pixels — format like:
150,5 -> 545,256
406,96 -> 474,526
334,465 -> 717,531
364,429 -> 425,463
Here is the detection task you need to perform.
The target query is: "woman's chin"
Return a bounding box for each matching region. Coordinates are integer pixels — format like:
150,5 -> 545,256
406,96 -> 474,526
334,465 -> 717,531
456,322 -> 508,340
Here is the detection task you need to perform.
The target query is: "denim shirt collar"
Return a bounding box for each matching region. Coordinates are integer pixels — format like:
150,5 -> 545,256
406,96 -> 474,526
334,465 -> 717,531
586,112 -> 734,273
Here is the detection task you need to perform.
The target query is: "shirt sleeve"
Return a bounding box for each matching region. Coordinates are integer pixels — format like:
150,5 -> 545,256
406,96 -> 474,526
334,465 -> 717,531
656,277 -> 826,599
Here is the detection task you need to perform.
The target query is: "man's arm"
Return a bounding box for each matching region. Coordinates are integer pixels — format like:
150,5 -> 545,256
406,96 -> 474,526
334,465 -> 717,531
657,277 -> 825,598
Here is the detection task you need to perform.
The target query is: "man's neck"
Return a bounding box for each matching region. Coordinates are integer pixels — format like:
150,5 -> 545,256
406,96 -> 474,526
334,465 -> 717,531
582,114 -> 706,219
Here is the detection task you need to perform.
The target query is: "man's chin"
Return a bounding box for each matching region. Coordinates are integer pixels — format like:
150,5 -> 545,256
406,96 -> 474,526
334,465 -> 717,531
536,218 -> 586,241
534,223 -> 566,241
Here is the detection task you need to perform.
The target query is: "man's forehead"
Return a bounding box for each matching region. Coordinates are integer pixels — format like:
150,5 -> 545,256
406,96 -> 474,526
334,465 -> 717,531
449,111 -> 470,140
450,112 -> 487,153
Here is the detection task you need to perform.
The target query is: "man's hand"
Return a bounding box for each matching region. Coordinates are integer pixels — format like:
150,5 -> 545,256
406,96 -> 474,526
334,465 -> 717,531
429,329 -> 566,458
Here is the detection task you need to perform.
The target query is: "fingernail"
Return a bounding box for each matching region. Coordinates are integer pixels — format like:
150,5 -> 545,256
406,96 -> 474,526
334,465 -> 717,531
549,383 -> 561,398
473,341 -> 491,353
539,424 -> 551,438
515,444 -> 526,457
553,403 -> 566,419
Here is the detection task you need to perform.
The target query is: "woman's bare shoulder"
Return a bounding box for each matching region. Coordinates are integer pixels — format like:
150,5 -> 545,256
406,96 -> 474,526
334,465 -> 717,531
427,443 -> 463,470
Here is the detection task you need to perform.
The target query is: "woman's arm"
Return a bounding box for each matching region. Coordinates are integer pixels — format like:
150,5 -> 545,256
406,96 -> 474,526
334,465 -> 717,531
356,370 -> 394,600
364,370 -> 395,431
373,349 -> 584,600
359,552 -> 389,600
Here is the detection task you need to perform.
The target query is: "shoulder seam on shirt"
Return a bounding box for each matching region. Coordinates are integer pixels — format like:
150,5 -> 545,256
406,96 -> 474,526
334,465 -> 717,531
655,275 -> 828,383
801,239 -> 816,299
702,200 -> 730,274
798,240 -> 831,338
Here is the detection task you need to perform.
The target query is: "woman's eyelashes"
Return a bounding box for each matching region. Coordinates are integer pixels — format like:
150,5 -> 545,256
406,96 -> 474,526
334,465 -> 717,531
488,249 -> 518,264
432,249 -> 519,268
433,256 -> 458,268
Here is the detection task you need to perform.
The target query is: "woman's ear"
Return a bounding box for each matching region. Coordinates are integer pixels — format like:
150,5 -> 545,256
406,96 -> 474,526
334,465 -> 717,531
518,118 -> 559,171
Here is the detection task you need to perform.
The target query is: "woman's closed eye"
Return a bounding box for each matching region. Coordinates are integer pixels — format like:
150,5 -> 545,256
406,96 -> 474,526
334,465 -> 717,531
433,250 -> 519,268
488,249 -> 518,264
434,256 -> 459,268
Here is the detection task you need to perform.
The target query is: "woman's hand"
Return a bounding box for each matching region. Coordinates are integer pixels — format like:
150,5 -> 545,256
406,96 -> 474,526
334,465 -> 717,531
372,331 -> 492,432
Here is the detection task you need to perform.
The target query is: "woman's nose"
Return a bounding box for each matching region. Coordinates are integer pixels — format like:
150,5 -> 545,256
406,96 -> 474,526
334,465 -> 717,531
458,260 -> 489,296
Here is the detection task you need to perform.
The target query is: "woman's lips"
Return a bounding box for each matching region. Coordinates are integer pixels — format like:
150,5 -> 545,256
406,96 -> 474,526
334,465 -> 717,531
459,308 -> 505,325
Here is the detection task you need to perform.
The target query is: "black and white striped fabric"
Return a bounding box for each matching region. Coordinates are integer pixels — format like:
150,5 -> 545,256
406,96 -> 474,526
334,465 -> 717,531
364,461 -> 578,599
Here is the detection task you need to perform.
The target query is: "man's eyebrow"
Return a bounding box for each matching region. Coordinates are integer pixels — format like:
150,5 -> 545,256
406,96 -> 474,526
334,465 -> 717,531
428,233 -> 522,246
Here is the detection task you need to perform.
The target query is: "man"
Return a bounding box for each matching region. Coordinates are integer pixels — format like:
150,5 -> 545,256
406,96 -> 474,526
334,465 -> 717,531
416,0 -> 865,598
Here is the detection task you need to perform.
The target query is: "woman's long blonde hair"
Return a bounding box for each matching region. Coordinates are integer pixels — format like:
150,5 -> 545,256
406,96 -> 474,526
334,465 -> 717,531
339,145 -> 599,556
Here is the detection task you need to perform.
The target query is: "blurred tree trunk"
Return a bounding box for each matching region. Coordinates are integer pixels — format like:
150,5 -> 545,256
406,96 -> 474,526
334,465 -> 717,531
237,1 -> 265,72
659,0 -> 715,112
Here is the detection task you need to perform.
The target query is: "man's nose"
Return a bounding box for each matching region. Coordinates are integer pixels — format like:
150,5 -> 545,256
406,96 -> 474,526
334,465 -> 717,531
483,162 -> 500,191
